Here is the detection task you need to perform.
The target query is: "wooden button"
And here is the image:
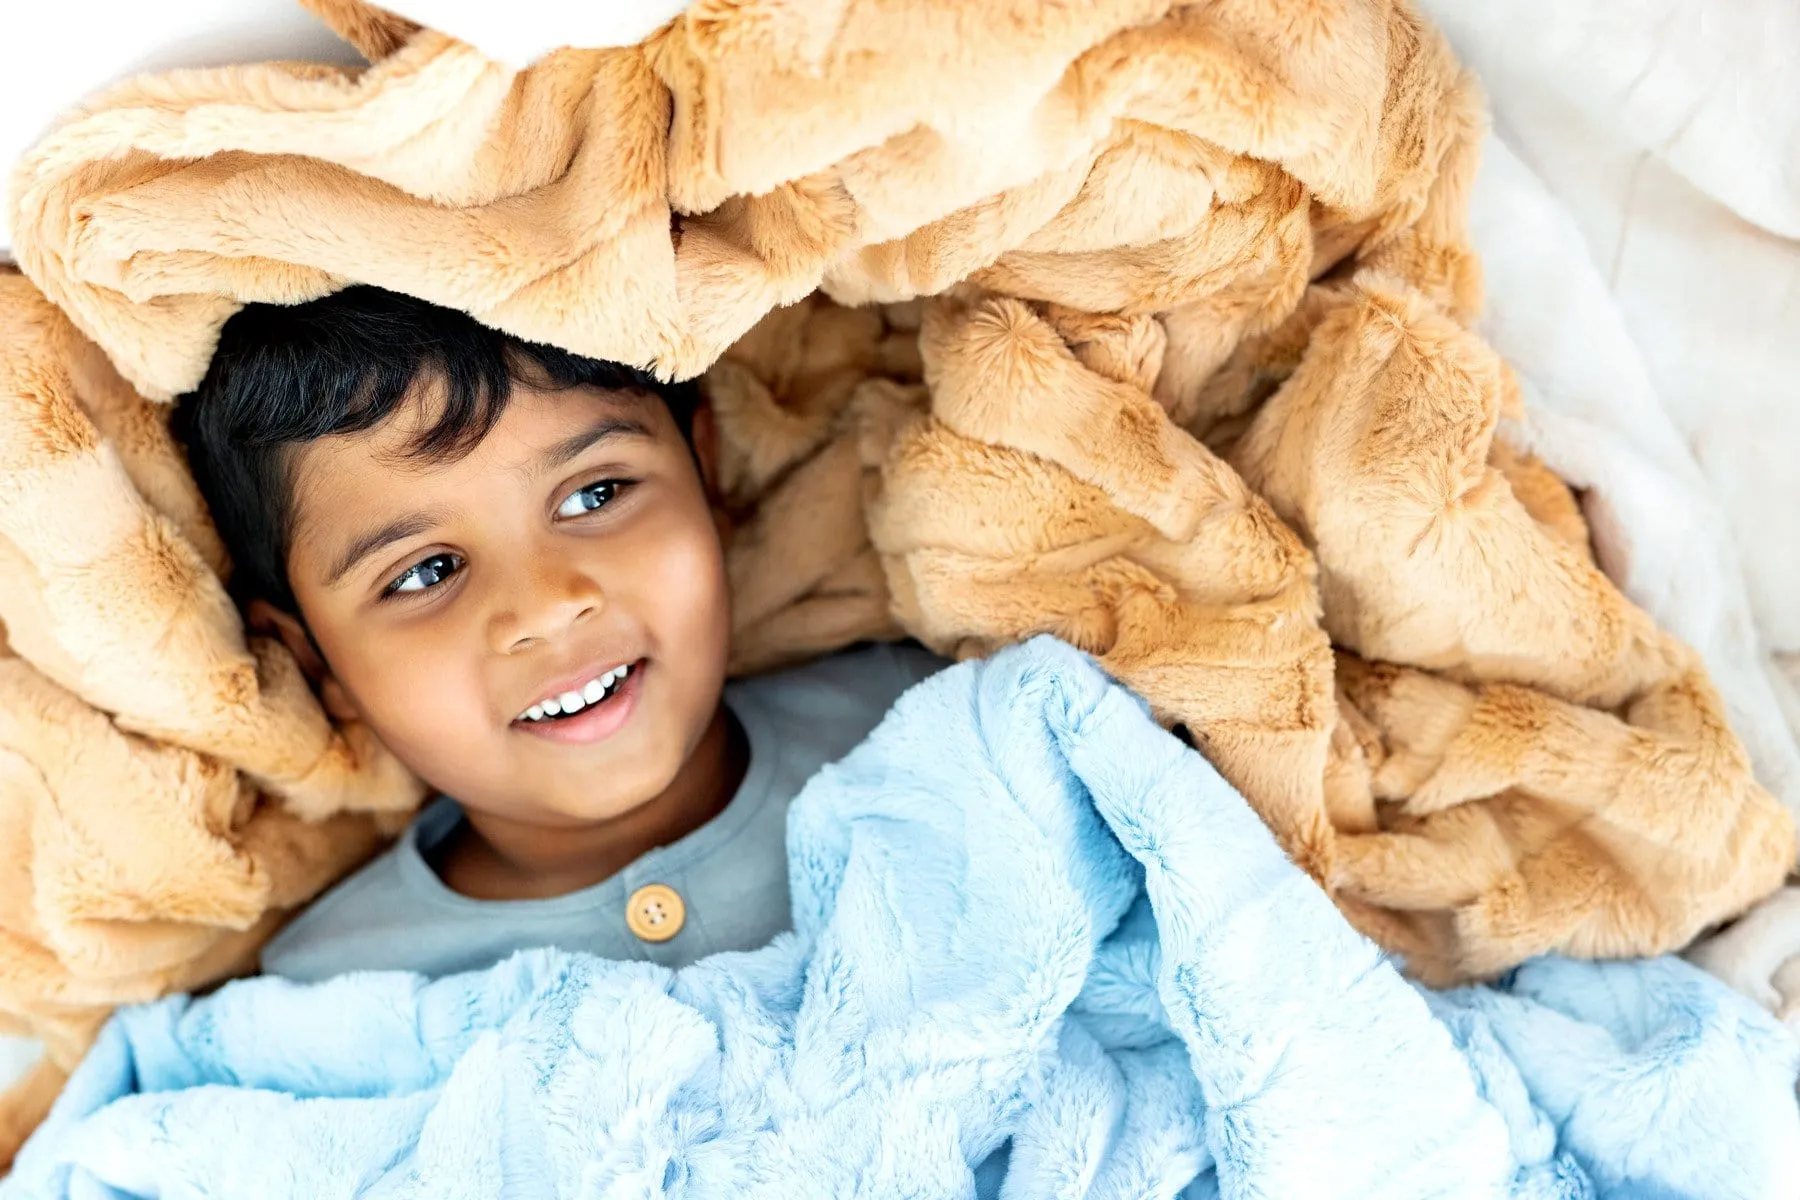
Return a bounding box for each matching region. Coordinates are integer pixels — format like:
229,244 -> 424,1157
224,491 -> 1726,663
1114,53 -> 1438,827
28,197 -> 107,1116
625,883 -> 685,943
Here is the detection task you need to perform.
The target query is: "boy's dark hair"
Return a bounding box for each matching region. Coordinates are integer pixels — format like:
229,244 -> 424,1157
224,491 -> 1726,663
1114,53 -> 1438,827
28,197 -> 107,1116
172,286 -> 698,614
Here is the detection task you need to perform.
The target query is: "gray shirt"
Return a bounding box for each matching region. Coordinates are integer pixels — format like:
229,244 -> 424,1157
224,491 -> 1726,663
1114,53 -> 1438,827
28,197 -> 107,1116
261,642 -> 943,982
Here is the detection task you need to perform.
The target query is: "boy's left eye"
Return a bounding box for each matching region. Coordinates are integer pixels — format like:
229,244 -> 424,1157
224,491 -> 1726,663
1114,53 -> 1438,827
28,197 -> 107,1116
384,551 -> 463,597
556,480 -> 623,519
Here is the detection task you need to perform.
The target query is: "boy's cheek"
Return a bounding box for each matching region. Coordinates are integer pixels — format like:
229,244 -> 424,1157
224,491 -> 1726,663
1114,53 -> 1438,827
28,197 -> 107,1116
351,666 -> 483,763
622,498 -> 732,658
317,621 -> 492,766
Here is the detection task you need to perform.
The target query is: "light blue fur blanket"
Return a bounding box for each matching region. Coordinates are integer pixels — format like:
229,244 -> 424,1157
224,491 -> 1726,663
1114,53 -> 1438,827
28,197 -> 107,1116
9,638 -> 1799,1199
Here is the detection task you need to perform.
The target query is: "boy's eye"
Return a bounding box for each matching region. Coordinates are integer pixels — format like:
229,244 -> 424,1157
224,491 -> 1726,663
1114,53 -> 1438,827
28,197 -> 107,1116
556,480 -> 622,520
385,552 -> 463,596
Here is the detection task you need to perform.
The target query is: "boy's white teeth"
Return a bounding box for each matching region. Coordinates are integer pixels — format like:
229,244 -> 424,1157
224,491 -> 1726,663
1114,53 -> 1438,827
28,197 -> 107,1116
516,663 -> 632,722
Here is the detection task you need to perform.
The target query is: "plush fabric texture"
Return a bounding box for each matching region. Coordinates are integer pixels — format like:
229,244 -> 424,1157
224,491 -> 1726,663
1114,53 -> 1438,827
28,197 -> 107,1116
0,272 -> 419,1135
1417,0 -> 1800,1043
2,0 -> 1794,1158
6,640 -> 1798,1200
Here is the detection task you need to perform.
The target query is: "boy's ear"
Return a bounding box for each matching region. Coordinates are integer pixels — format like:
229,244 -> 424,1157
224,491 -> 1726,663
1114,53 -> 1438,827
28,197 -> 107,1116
690,400 -> 737,542
690,400 -> 723,505
246,599 -> 360,723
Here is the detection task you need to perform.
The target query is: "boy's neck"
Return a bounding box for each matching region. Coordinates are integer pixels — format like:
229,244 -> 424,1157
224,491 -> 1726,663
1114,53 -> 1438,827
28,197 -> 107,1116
433,704 -> 749,901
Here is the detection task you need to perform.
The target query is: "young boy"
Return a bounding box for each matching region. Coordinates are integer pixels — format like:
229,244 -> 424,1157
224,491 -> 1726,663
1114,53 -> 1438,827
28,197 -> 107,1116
174,286 -> 941,981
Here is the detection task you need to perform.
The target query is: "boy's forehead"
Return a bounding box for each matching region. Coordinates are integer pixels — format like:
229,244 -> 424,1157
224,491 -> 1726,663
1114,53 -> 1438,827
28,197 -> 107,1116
384,379 -> 657,450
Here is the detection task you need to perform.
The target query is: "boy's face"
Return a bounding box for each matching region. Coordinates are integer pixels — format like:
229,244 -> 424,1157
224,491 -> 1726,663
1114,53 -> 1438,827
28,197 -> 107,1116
277,382 -> 730,827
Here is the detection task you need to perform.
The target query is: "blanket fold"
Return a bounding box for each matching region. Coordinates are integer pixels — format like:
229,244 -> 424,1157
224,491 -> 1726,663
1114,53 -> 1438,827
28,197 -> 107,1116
7,641 -> 1797,1199
871,279 -> 1790,982
1,0 -> 1794,1156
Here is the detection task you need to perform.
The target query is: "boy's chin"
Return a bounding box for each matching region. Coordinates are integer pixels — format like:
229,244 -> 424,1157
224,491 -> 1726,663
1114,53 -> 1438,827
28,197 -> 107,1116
504,749 -> 689,827
481,782 -> 667,831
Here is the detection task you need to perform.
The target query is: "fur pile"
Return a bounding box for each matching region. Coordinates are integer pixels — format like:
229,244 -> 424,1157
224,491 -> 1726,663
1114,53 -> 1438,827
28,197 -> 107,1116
0,0 -> 1792,1161
0,274 -> 418,1153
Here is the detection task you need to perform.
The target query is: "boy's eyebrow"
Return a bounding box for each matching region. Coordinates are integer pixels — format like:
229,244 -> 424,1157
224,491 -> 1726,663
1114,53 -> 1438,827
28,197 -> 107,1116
540,413 -> 655,474
324,510 -> 443,587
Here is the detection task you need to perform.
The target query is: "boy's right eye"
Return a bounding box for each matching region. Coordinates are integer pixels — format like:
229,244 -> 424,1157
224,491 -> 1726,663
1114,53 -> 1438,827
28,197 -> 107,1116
384,552 -> 463,598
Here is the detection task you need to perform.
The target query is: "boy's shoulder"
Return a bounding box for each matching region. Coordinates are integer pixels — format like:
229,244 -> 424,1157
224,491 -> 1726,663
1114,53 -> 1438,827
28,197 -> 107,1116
258,803 -> 456,981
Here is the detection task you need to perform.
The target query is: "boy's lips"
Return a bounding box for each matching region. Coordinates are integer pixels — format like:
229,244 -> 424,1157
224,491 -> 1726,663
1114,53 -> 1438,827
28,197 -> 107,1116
512,660 -> 644,745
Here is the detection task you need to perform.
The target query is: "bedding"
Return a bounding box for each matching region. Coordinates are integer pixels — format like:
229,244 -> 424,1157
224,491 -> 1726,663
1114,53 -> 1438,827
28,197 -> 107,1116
1,0 -> 1795,1156
7,640 -> 1798,1200
1416,0 -> 1800,1027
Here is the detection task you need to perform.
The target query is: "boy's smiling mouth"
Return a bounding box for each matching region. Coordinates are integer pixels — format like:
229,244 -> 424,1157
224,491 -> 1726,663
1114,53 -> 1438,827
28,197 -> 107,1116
512,659 -> 645,744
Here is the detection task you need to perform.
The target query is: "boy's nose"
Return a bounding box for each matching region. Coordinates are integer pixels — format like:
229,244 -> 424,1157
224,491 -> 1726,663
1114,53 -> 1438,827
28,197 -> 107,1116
487,560 -> 605,654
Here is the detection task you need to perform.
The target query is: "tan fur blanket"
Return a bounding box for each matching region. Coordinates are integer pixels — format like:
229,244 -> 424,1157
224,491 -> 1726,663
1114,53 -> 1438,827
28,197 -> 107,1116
1,0 -> 1791,1160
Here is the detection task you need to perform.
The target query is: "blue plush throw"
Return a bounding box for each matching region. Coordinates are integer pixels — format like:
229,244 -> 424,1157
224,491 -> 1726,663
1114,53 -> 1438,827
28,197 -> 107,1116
9,639 -> 1799,1198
